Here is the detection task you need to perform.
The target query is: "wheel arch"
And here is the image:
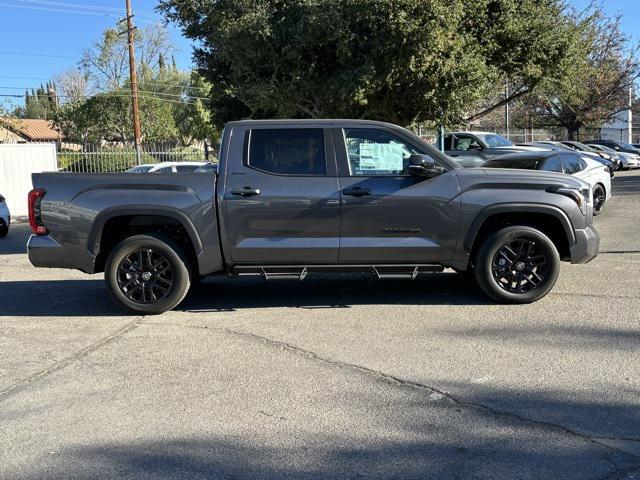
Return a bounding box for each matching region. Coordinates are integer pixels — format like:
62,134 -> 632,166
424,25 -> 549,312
89,206 -> 203,274
465,204 -> 575,262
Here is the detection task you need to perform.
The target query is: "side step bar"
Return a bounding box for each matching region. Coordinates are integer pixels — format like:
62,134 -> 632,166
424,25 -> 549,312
232,264 -> 443,281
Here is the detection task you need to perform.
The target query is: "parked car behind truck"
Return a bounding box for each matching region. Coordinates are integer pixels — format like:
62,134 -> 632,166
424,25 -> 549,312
441,132 -> 548,168
0,193 -> 9,238
483,151 -> 611,215
27,120 -> 599,313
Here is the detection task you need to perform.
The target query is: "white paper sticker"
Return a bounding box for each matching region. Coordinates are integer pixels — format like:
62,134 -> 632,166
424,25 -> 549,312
359,143 -> 404,171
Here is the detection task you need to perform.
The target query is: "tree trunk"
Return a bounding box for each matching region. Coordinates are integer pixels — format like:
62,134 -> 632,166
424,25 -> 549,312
567,125 -> 579,141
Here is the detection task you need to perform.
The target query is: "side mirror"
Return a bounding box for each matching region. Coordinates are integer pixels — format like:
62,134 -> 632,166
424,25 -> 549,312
468,143 -> 482,151
408,154 -> 444,178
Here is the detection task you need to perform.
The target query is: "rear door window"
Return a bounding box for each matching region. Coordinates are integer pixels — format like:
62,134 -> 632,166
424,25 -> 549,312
562,154 -> 584,174
542,156 -> 564,172
248,128 -> 326,175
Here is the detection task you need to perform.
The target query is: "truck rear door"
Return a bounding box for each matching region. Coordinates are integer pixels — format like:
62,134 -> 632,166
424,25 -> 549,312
220,124 -> 340,264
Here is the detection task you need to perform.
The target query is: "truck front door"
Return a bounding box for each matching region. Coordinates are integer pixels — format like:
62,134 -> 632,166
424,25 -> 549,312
221,125 -> 340,264
335,126 -> 460,264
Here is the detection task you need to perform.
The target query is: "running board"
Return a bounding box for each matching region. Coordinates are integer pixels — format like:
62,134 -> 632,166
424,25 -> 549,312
232,264 -> 443,281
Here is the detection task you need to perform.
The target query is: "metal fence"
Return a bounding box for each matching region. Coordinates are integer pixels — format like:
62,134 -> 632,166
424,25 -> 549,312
55,141 -> 212,173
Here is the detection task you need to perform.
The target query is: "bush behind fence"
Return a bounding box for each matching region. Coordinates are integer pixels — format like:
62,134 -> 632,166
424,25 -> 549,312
56,142 -> 211,173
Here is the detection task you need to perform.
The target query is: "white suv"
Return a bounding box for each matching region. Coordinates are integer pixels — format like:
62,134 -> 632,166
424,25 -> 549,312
0,194 -> 10,237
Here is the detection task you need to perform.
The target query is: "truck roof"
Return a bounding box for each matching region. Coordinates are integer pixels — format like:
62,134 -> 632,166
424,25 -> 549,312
225,119 -> 401,128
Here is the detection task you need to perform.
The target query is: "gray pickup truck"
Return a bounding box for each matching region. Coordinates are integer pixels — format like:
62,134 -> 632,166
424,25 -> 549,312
27,120 -> 599,313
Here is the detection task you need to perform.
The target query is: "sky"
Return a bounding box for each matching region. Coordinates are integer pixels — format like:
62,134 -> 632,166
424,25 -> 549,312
1,0 -> 639,111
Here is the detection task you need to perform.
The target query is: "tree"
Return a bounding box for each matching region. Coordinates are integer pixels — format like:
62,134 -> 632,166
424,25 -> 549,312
80,23 -> 175,92
159,0 -> 571,129
524,7 -> 640,140
55,91 -> 177,143
52,69 -> 88,104
21,84 -> 57,119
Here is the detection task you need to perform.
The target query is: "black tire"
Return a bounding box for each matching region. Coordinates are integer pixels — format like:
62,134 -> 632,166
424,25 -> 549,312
474,226 -> 560,304
0,220 -> 7,238
105,234 -> 191,314
592,184 -> 606,216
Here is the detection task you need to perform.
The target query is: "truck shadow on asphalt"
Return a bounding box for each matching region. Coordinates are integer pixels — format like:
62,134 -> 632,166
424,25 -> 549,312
181,273 -> 493,312
0,273 -> 491,317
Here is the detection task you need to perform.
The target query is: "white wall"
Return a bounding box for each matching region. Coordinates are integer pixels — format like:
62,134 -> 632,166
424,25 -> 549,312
0,144 -> 58,217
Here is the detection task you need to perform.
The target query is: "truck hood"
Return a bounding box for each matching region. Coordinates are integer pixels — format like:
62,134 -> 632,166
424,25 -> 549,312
455,167 -> 590,192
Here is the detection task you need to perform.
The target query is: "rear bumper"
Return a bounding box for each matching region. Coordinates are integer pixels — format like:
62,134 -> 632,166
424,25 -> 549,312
570,225 -> 599,264
28,234 -> 95,273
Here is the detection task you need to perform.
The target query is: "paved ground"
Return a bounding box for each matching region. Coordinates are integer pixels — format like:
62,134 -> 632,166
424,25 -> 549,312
1,170 -> 639,479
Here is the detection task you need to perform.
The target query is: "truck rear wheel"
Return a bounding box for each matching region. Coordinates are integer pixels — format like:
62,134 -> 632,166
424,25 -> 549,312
105,234 -> 191,314
474,226 -> 560,304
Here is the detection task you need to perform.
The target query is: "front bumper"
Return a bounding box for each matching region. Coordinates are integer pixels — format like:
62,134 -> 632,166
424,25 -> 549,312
570,225 -> 599,264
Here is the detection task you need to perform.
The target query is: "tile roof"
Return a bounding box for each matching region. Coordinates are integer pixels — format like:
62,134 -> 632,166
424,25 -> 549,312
0,118 -> 62,141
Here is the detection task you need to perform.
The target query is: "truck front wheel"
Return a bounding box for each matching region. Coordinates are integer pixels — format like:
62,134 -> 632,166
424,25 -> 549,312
105,234 -> 191,314
474,226 -> 560,304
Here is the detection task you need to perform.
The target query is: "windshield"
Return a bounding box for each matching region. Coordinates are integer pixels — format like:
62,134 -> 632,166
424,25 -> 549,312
479,134 -> 513,147
618,141 -> 639,150
574,143 -> 597,153
590,144 -> 615,154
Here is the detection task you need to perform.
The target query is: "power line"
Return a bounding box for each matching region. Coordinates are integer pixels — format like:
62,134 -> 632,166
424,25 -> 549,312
16,0 -> 161,19
0,91 -> 206,106
1,2 -> 120,17
2,1 -> 160,24
0,50 -> 79,59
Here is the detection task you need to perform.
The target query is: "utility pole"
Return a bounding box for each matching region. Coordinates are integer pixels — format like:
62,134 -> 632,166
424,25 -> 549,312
504,81 -> 510,140
121,0 -> 142,164
628,85 -> 633,143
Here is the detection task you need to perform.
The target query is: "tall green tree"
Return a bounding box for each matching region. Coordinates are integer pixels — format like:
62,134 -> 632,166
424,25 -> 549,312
159,0 -> 571,129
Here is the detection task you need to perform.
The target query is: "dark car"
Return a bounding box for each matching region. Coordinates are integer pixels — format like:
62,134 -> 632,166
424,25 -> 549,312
27,119 -> 599,313
440,132 -> 548,168
587,139 -> 640,155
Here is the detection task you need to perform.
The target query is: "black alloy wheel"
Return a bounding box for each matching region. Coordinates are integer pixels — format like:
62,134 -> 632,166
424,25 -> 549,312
105,234 -> 191,314
117,248 -> 174,304
474,225 -> 560,304
491,239 -> 548,294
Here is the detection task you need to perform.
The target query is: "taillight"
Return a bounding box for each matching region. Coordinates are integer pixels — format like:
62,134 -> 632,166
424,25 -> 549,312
28,188 -> 48,235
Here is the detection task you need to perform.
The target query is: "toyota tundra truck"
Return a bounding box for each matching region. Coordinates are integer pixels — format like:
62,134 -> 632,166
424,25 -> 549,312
27,120 -> 599,313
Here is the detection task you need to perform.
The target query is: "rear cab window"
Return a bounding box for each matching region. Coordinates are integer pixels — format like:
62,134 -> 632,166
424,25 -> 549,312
247,128 -> 326,175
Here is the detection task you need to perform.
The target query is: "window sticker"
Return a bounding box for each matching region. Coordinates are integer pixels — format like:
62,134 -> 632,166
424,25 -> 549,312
358,143 -> 404,171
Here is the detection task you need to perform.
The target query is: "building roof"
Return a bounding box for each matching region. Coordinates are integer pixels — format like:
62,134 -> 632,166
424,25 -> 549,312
0,118 -> 61,141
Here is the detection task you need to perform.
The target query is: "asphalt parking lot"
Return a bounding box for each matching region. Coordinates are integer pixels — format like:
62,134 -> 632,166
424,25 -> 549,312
1,170 -> 639,480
